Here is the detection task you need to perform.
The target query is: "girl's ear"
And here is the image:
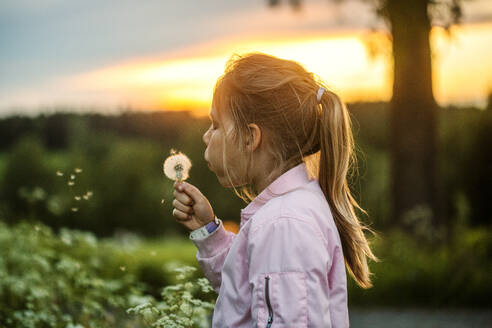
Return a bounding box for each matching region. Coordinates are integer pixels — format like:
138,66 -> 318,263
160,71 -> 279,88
246,123 -> 262,152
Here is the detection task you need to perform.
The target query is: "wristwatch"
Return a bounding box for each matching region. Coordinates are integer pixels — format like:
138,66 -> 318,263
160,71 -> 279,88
190,215 -> 220,240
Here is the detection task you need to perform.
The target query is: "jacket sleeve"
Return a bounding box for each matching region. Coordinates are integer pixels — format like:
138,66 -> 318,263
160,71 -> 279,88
247,216 -> 332,328
190,219 -> 236,294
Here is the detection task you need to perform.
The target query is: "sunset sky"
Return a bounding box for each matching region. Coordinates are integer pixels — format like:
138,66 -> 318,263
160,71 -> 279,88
1,0 -> 491,117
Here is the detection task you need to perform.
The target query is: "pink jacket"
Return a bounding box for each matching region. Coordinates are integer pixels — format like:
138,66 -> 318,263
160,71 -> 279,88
190,162 -> 349,327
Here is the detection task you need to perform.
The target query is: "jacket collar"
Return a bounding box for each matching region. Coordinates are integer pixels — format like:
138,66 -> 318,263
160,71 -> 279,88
240,161 -> 312,226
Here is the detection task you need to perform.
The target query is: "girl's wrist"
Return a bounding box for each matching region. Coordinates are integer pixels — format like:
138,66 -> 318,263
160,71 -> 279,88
190,216 -> 220,239
202,215 -> 218,226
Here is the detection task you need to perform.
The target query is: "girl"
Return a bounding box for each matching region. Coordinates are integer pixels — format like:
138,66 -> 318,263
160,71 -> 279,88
172,52 -> 378,327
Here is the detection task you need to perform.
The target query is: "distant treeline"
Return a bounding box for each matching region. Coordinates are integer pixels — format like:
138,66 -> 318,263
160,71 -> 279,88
0,103 -> 490,237
0,110 -> 197,151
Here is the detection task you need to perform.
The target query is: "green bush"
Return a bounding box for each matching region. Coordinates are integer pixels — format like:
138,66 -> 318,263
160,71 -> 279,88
0,136 -> 56,222
0,220 -> 145,327
0,220 -> 215,327
348,223 -> 492,307
127,265 -> 215,328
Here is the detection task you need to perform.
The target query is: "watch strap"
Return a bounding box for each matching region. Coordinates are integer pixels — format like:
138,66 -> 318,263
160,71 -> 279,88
190,216 -> 220,240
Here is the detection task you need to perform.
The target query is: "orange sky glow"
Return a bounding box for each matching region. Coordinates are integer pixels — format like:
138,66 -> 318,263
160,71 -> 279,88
64,22 -> 492,117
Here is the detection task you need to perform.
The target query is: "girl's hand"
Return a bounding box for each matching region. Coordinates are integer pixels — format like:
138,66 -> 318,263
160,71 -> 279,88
172,181 -> 215,231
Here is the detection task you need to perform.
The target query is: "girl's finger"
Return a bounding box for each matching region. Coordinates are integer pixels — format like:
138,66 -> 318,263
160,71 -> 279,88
173,189 -> 193,206
177,182 -> 200,205
173,199 -> 193,214
173,208 -> 192,221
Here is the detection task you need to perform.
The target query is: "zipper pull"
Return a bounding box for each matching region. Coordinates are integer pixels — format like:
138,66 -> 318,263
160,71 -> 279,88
265,275 -> 273,328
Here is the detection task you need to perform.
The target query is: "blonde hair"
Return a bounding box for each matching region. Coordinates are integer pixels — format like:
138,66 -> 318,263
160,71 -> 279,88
212,52 -> 378,288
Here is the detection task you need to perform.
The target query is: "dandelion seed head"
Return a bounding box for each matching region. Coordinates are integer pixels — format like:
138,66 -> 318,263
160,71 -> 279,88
163,151 -> 192,181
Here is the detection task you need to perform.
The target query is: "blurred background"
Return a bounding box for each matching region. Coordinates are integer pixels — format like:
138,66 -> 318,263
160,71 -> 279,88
1,0 -> 491,327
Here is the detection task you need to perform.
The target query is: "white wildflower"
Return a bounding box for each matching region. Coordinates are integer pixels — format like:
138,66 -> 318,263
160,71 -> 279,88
82,195 -> 89,200
61,236 -> 72,245
74,168 -> 83,173
56,170 -> 63,176
68,181 -> 75,186
70,174 -> 76,180
163,150 -> 192,182
71,207 -> 78,212
74,196 -> 81,201
87,191 -> 93,197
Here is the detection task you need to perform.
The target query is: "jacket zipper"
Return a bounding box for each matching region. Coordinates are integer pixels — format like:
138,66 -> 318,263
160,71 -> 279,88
265,275 -> 274,328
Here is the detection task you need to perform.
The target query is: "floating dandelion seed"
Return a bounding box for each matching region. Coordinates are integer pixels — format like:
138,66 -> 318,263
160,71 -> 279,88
74,168 -> 83,173
70,174 -> 76,180
56,170 -> 63,176
74,196 -> 81,201
71,207 -> 78,212
68,181 -> 75,186
163,150 -> 192,182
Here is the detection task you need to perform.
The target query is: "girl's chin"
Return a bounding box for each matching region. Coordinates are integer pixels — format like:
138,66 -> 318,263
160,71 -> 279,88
216,174 -> 236,188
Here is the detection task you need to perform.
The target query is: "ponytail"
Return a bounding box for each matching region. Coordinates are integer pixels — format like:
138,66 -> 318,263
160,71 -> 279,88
317,89 -> 379,289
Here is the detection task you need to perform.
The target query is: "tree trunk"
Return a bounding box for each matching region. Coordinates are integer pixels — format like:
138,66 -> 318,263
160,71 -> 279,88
387,0 -> 440,228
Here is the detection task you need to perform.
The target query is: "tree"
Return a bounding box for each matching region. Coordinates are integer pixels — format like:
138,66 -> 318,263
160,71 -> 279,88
268,0 -> 463,229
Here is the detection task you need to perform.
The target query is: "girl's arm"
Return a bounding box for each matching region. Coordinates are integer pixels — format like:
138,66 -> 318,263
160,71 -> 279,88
172,181 -> 236,293
247,216 -> 346,328
190,219 -> 236,294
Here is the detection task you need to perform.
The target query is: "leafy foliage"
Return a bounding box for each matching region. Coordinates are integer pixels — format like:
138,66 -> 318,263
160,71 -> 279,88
0,220 -> 144,327
0,220 -> 216,327
349,216 -> 492,307
127,264 -> 215,328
